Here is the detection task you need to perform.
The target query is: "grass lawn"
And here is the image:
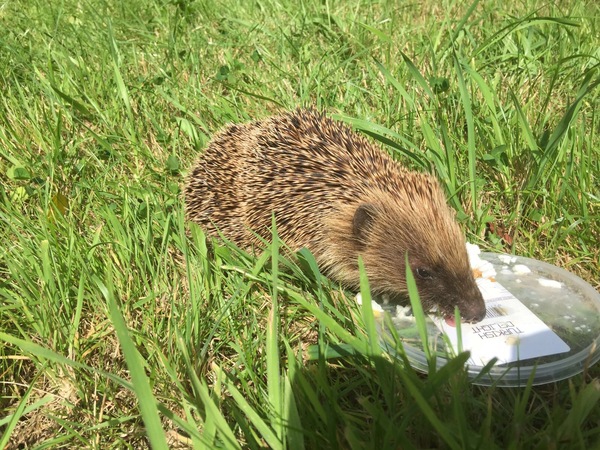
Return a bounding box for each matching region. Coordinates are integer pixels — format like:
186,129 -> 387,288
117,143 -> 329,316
1,0 -> 599,448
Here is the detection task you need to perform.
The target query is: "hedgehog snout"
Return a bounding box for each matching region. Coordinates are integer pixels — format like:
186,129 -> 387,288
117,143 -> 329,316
417,273 -> 486,323
456,283 -> 486,323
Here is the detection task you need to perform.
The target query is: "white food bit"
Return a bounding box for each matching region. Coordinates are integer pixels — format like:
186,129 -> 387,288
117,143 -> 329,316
355,293 -> 384,313
466,242 -> 481,259
512,264 -> 531,275
530,303 -> 539,308
498,255 -> 513,264
395,305 -> 415,321
479,262 -> 496,279
467,243 -> 497,279
538,278 -> 562,289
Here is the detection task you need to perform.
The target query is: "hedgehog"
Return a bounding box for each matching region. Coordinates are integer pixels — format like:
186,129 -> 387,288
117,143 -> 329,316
185,109 -> 486,323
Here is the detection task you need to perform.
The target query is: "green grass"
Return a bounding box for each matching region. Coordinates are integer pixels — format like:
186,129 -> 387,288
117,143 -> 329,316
1,0 -> 599,448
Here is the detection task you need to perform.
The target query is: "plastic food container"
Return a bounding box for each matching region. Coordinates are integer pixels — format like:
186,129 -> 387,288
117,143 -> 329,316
379,253 -> 600,386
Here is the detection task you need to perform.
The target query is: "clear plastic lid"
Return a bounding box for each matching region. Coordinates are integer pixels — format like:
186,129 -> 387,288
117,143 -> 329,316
380,253 -> 600,386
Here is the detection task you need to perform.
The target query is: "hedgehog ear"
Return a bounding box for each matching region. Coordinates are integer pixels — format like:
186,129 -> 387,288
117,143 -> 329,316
353,203 -> 377,243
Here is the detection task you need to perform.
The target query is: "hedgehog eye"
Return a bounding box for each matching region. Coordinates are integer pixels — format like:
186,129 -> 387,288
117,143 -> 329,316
415,268 -> 433,280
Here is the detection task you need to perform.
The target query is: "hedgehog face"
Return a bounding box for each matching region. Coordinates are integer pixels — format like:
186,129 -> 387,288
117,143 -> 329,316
409,259 -> 486,323
352,202 -> 486,324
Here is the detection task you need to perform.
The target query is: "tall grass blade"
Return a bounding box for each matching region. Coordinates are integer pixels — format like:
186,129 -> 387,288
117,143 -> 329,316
106,21 -> 134,132
393,363 -> 461,449
214,364 -> 282,450
454,55 -> 479,217
196,366 -> 243,450
557,380 -> 600,444
528,71 -> 599,190
358,257 -> 381,357
447,0 -> 481,48
283,372 -> 305,450
334,114 -> 428,167
267,216 -> 284,445
404,254 -> 430,361
0,380 -> 49,446
0,332 -> 133,389
94,274 -> 170,450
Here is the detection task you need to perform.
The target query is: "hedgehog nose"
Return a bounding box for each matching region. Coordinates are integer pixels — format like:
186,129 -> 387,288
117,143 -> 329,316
468,306 -> 487,323
458,286 -> 487,323
463,298 -> 487,323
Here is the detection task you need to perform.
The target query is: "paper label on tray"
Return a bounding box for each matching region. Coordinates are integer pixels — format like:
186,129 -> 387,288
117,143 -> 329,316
432,278 -> 570,365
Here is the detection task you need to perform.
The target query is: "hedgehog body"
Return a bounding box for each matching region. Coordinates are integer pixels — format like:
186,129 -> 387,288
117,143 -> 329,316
185,109 -> 486,322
